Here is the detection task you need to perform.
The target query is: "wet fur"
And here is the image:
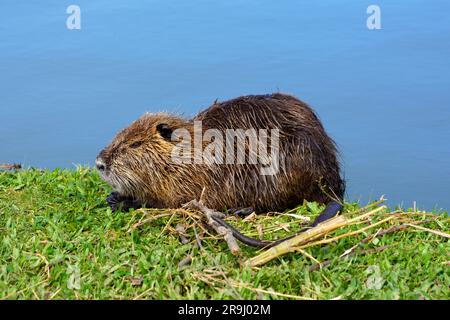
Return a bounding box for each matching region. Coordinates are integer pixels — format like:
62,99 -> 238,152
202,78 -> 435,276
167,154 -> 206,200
97,93 -> 345,213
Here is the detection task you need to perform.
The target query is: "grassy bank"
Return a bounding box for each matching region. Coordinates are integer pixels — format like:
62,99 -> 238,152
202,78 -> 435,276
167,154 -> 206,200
0,167 -> 448,299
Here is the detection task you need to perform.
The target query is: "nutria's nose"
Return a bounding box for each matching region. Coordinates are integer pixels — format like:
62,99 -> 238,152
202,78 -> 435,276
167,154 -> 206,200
96,158 -> 106,172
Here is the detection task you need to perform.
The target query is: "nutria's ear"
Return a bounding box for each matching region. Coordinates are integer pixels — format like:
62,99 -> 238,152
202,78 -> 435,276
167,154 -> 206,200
156,123 -> 173,140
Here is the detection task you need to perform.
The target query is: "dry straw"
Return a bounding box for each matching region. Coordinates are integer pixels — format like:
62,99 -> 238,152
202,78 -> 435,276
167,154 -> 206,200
129,197 -> 449,268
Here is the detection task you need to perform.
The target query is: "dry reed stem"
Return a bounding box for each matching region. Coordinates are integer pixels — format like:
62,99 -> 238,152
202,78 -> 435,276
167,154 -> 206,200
193,225 -> 203,250
184,200 -> 241,256
309,244 -> 394,272
127,213 -> 174,232
295,248 -> 322,265
245,206 -> 389,267
120,198 -> 445,269
247,203 -> 445,268
244,215 -> 348,267
347,206 -> 387,223
175,223 -> 190,244
193,272 -> 312,300
0,278 -> 48,300
404,223 -> 450,238
350,198 -> 386,214
296,215 -> 395,250
308,217 -> 439,272
359,217 -> 437,243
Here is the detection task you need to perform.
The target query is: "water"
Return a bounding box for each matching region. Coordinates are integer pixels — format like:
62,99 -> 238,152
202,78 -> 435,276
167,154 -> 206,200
1,1 -> 449,210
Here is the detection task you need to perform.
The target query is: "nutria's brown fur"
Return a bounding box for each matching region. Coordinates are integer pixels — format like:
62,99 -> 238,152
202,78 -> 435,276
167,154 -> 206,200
96,93 -> 345,213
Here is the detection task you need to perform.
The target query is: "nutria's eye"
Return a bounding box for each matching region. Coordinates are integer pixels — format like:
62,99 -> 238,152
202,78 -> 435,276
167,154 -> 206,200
156,123 -> 173,140
130,141 -> 143,148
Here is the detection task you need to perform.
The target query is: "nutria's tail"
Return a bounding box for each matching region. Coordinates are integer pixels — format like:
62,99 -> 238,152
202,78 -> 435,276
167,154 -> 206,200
211,201 -> 343,249
310,201 -> 343,227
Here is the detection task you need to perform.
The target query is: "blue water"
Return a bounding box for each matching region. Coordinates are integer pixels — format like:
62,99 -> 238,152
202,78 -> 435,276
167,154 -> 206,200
1,1 -> 449,210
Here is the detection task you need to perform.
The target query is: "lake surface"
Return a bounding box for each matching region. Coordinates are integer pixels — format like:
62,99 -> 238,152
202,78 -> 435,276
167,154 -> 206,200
1,1 -> 449,210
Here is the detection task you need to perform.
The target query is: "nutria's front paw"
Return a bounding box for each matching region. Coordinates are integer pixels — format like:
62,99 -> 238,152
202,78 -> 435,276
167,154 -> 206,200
106,191 -> 122,212
106,191 -> 142,212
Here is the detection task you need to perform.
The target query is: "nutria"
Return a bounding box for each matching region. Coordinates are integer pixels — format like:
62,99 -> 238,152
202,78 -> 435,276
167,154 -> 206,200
96,93 -> 345,247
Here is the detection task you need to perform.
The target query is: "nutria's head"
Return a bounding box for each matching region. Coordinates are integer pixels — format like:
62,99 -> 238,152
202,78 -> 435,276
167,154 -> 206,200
96,113 -> 188,199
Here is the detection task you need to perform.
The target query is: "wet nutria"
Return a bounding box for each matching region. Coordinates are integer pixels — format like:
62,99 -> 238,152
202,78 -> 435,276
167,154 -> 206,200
96,93 -> 345,247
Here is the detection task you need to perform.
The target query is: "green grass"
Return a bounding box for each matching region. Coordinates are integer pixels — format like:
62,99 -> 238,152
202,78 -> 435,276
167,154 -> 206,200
0,167 -> 448,300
